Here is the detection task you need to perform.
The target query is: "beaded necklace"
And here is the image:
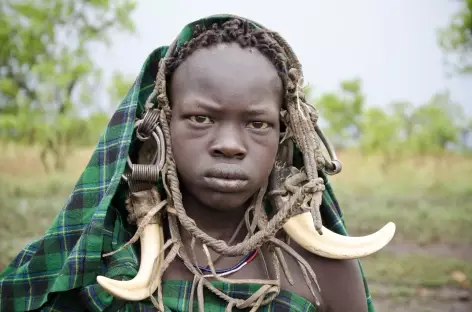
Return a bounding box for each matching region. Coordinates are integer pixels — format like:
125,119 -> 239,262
178,249 -> 259,278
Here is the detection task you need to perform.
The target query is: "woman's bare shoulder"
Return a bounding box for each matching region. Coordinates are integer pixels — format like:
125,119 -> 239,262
290,242 -> 369,312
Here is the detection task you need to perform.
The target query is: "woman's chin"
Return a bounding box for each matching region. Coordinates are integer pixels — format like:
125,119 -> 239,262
201,191 -> 253,212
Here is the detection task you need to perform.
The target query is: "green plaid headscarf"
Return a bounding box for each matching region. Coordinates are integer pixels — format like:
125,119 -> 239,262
0,15 -> 375,312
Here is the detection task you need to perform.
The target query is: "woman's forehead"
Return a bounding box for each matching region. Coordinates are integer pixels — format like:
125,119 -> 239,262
169,43 -> 283,109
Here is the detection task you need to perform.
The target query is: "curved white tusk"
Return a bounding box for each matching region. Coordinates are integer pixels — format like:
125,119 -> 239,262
283,212 -> 395,259
96,223 -> 164,301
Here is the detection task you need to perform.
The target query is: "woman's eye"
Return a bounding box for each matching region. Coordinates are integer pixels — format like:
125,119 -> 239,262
247,121 -> 269,129
190,115 -> 213,124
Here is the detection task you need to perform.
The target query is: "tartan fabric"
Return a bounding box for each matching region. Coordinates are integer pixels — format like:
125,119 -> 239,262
157,280 -> 317,312
0,15 -> 375,312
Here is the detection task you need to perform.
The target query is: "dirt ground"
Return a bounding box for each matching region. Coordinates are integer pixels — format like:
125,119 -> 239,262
370,243 -> 472,312
374,298 -> 471,312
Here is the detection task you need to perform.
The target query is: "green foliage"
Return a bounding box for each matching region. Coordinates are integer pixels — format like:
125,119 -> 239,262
0,0 -> 136,171
308,79 -> 470,170
359,107 -> 403,170
437,0 -> 472,74
314,78 -> 365,148
408,92 -> 464,155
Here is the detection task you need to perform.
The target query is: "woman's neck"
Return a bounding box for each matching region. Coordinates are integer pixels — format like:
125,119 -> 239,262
179,190 -> 250,244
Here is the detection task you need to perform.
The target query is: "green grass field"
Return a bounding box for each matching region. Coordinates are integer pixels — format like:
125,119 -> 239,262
0,144 -> 471,311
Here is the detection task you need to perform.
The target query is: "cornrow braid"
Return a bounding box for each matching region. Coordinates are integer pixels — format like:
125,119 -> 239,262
166,19 -> 289,93
146,17 -> 329,310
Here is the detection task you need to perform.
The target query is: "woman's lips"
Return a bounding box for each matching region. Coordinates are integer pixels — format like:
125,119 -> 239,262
203,166 -> 250,192
203,176 -> 249,192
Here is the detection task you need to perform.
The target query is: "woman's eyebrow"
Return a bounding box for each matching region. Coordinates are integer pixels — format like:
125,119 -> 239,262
182,98 -> 221,112
245,104 -> 278,117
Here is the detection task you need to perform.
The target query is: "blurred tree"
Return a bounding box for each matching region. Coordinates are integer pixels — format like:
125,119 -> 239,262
314,78 -> 365,149
359,100 -> 422,171
437,0 -> 472,74
0,0 -> 136,171
408,91 -> 465,156
459,118 -> 472,152
390,101 -> 416,141
358,91 -> 466,170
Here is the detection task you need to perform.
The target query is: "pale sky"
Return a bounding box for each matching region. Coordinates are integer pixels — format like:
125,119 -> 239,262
92,0 -> 471,114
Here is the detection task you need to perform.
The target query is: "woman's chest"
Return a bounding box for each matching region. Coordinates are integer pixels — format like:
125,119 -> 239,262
161,248 -> 323,311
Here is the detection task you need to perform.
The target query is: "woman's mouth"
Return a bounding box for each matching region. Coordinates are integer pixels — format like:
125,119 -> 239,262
203,176 -> 249,192
203,166 -> 250,192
